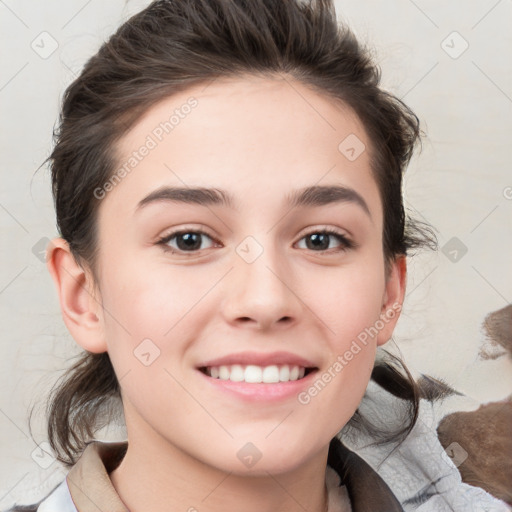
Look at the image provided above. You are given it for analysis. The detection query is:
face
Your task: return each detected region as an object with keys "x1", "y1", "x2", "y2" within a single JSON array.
[{"x1": 87, "y1": 74, "x2": 403, "y2": 475}]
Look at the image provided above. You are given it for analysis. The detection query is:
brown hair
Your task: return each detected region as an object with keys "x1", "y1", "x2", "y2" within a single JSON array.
[{"x1": 40, "y1": 0, "x2": 437, "y2": 466}]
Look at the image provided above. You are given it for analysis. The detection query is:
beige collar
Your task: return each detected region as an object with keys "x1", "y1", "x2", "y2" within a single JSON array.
[{"x1": 66, "y1": 441, "x2": 128, "y2": 511}]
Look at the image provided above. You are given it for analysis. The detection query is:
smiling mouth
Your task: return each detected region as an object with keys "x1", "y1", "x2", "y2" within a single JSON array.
[{"x1": 198, "y1": 364, "x2": 317, "y2": 384}]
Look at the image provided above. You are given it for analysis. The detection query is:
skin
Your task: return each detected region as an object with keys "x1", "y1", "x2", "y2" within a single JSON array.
[{"x1": 47, "y1": 74, "x2": 406, "y2": 512}]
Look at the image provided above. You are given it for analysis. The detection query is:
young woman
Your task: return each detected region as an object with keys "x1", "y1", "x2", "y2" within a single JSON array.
[{"x1": 8, "y1": 0, "x2": 510, "y2": 511}]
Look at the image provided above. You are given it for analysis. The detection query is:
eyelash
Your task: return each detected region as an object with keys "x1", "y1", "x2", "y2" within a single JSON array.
[{"x1": 155, "y1": 228, "x2": 356, "y2": 256}]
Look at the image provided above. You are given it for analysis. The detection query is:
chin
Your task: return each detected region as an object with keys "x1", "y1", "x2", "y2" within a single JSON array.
[{"x1": 207, "y1": 438, "x2": 319, "y2": 477}]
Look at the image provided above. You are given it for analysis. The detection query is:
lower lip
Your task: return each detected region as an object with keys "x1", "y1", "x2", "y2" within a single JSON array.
[{"x1": 196, "y1": 369, "x2": 318, "y2": 402}]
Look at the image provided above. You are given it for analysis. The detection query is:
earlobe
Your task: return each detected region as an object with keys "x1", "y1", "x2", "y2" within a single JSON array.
[
  {"x1": 376, "y1": 255, "x2": 407, "y2": 347},
  {"x1": 46, "y1": 237, "x2": 107, "y2": 353}
]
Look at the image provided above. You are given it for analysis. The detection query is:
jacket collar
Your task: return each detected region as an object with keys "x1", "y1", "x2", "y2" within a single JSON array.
[
  {"x1": 328, "y1": 436, "x2": 403, "y2": 511},
  {"x1": 65, "y1": 438, "x2": 403, "y2": 511}
]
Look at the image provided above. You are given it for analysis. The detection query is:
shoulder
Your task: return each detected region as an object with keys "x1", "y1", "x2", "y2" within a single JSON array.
[
  {"x1": 5, "y1": 480, "x2": 77, "y2": 512},
  {"x1": 341, "y1": 380, "x2": 511, "y2": 511}
]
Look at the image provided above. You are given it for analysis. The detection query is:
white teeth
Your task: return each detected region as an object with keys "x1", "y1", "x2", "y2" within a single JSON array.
[
  {"x1": 279, "y1": 365, "x2": 290, "y2": 381},
  {"x1": 229, "y1": 364, "x2": 245, "y2": 382},
  {"x1": 245, "y1": 365, "x2": 262, "y2": 383},
  {"x1": 262, "y1": 365, "x2": 280, "y2": 383},
  {"x1": 205, "y1": 364, "x2": 309, "y2": 383}
]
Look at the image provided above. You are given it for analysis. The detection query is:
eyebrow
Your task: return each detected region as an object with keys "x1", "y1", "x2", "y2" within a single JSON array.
[
  {"x1": 135, "y1": 185, "x2": 371, "y2": 218},
  {"x1": 286, "y1": 185, "x2": 371, "y2": 218}
]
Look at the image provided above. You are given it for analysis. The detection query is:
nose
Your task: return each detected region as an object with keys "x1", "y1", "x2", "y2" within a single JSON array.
[{"x1": 220, "y1": 240, "x2": 302, "y2": 331}]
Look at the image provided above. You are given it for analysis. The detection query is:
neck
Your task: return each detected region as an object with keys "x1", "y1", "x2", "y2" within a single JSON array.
[{"x1": 109, "y1": 424, "x2": 333, "y2": 512}]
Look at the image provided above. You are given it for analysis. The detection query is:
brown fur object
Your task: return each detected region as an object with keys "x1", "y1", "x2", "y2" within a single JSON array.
[
  {"x1": 437, "y1": 398, "x2": 512, "y2": 506},
  {"x1": 480, "y1": 304, "x2": 512, "y2": 360}
]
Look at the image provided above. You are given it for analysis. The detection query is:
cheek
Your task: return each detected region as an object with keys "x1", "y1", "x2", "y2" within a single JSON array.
[
  {"x1": 97, "y1": 266, "x2": 204, "y2": 417},
  {"x1": 97, "y1": 260, "x2": 243, "y2": 411},
  {"x1": 313, "y1": 260, "x2": 386, "y2": 347},
  {"x1": 102, "y1": 258, "x2": 210, "y2": 327},
  {"x1": 305, "y1": 259, "x2": 385, "y2": 406}
]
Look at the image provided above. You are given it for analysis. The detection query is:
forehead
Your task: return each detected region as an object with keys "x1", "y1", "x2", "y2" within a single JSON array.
[
  {"x1": 104, "y1": 74, "x2": 381, "y2": 222},
  {"x1": 118, "y1": 73, "x2": 369, "y2": 158}
]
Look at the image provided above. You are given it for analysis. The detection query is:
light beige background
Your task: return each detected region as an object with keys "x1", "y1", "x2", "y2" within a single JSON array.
[{"x1": 1, "y1": 0, "x2": 511, "y2": 507}]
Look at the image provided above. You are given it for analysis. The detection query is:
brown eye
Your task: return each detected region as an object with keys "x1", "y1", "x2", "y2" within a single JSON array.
[
  {"x1": 296, "y1": 230, "x2": 354, "y2": 253},
  {"x1": 157, "y1": 230, "x2": 216, "y2": 254}
]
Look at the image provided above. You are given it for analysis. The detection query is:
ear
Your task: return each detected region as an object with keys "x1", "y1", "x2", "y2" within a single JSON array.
[
  {"x1": 376, "y1": 255, "x2": 407, "y2": 347},
  {"x1": 46, "y1": 237, "x2": 107, "y2": 353}
]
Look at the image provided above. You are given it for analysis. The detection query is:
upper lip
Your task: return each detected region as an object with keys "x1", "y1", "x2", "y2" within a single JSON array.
[{"x1": 197, "y1": 351, "x2": 318, "y2": 369}]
